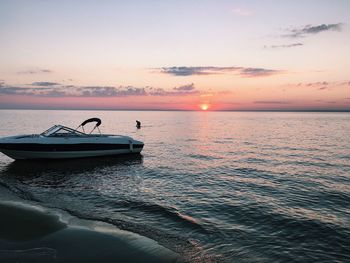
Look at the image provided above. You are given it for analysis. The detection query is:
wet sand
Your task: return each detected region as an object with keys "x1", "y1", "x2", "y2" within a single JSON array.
[{"x1": 0, "y1": 200, "x2": 181, "y2": 263}]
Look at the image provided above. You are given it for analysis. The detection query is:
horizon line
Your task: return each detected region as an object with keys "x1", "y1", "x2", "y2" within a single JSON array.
[{"x1": 0, "y1": 107, "x2": 349, "y2": 113}]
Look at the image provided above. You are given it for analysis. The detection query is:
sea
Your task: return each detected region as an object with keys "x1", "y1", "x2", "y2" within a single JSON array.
[{"x1": 0, "y1": 110, "x2": 349, "y2": 262}]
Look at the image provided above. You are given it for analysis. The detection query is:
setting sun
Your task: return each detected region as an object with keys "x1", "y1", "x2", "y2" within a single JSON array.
[{"x1": 200, "y1": 104, "x2": 209, "y2": 111}]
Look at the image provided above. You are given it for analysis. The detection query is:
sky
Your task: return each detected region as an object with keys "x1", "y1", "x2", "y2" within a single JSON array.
[{"x1": 0, "y1": 0, "x2": 350, "y2": 111}]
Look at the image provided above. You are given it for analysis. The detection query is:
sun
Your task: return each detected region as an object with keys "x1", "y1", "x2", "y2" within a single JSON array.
[{"x1": 200, "y1": 104, "x2": 209, "y2": 111}]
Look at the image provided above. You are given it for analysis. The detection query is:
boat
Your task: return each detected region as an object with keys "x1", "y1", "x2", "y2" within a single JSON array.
[{"x1": 0, "y1": 118, "x2": 144, "y2": 160}]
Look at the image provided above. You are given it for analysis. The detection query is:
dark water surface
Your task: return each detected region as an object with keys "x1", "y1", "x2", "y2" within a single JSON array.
[{"x1": 0, "y1": 110, "x2": 349, "y2": 262}]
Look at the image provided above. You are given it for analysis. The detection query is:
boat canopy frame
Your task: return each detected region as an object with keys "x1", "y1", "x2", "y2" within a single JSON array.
[
  {"x1": 41, "y1": 118, "x2": 103, "y2": 137},
  {"x1": 41, "y1": 125, "x2": 87, "y2": 137},
  {"x1": 76, "y1": 118, "x2": 102, "y2": 134}
]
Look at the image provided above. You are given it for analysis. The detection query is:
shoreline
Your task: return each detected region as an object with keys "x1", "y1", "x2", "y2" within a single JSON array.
[{"x1": 0, "y1": 186, "x2": 181, "y2": 263}]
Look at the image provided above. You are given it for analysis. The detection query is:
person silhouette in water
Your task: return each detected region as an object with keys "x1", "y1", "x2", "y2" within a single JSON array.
[{"x1": 136, "y1": 120, "x2": 141, "y2": 129}]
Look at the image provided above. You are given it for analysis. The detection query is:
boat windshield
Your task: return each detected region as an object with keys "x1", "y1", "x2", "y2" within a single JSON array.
[{"x1": 41, "y1": 125, "x2": 86, "y2": 137}]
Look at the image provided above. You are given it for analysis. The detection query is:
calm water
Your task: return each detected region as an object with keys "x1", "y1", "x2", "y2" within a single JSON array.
[{"x1": 0, "y1": 110, "x2": 349, "y2": 262}]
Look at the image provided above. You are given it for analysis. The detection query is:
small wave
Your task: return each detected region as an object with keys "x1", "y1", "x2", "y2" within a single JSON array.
[
  {"x1": 339, "y1": 155, "x2": 350, "y2": 159},
  {"x1": 0, "y1": 248, "x2": 57, "y2": 263},
  {"x1": 61, "y1": 208, "x2": 210, "y2": 262},
  {"x1": 213, "y1": 140, "x2": 232, "y2": 144},
  {"x1": 0, "y1": 181, "x2": 40, "y2": 202},
  {"x1": 317, "y1": 190, "x2": 350, "y2": 207},
  {"x1": 243, "y1": 157, "x2": 266, "y2": 164},
  {"x1": 188, "y1": 154, "x2": 222, "y2": 161},
  {"x1": 185, "y1": 138, "x2": 198, "y2": 142},
  {"x1": 285, "y1": 160, "x2": 338, "y2": 168},
  {"x1": 107, "y1": 199, "x2": 208, "y2": 233},
  {"x1": 214, "y1": 202, "x2": 350, "y2": 253},
  {"x1": 232, "y1": 167, "x2": 262, "y2": 175}
]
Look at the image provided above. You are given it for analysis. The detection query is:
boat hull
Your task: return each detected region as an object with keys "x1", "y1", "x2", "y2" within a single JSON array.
[
  {"x1": 0, "y1": 141, "x2": 143, "y2": 160},
  {"x1": 1, "y1": 148, "x2": 142, "y2": 160}
]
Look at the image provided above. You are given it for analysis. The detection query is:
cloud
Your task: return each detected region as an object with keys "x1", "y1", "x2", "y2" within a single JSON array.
[
  {"x1": 264, "y1": 43, "x2": 303, "y2": 49},
  {"x1": 149, "y1": 88, "x2": 199, "y2": 96},
  {"x1": 286, "y1": 80, "x2": 350, "y2": 90},
  {"x1": 17, "y1": 69, "x2": 53, "y2": 74},
  {"x1": 239, "y1": 68, "x2": 281, "y2": 77},
  {"x1": 173, "y1": 83, "x2": 195, "y2": 91},
  {"x1": 0, "y1": 86, "x2": 69, "y2": 96},
  {"x1": 315, "y1": 99, "x2": 337, "y2": 104},
  {"x1": 0, "y1": 85, "x2": 148, "y2": 97},
  {"x1": 0, "y1": 86, "x2": 31, "y2": 95},
  {"x1": 147, "y1": 83, "x2": 199, "y2": 96},
  {"x1": 232, "y1": 8, "x2": 253, "y2": 16},
  {"x1": 160, "y1": 67, "x2": 227, "y2": 76},
  {"x1": 304, "y1": 81, "x2": 329, "y2": 87},
  {"x1": 0, "y1": 82, "x2": 200, "y2": 97},
  {"x1": 30, "y1": 82, "x2": 61, "y2": 86},
  {"x1": 160, "y1": 66, "x2": 282, "y2": 77},
  {"x1": 285, "y1": 23, "x2": 343, "y2": 38},
  {"x1": 254, "y1": 100, "x2": 290, "y2": 104},
  {"x1": 78, "y1": 86, "x2": 147, "y2": 97}
]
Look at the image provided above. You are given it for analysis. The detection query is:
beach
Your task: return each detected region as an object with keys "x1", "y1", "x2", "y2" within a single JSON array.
[{"x1": 0, "y1": 185, "x2": 180, "y2": 263}]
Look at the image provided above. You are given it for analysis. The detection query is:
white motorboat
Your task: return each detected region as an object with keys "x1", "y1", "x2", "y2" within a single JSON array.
[{"x1": 0, "y1": 118, "x2": 144, "y2": 160}]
